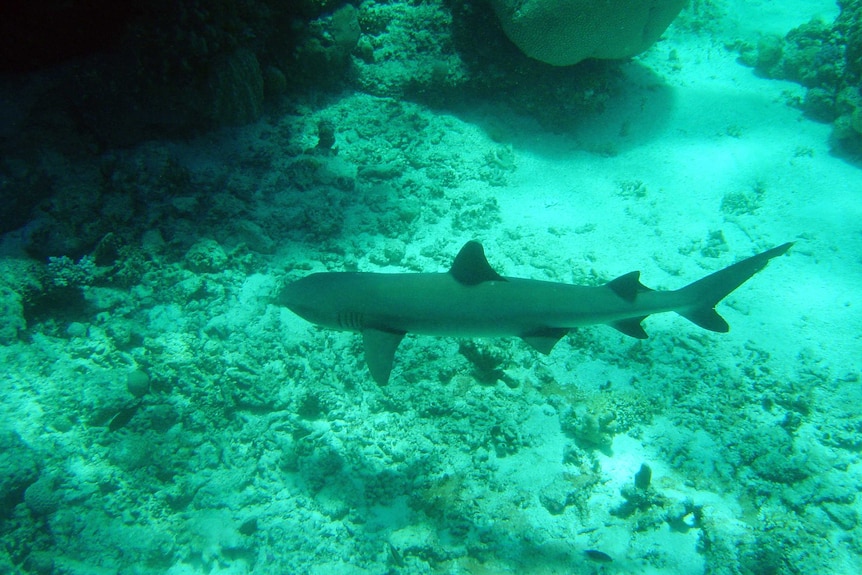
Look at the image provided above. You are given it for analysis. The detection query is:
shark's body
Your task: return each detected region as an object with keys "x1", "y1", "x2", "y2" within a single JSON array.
[{"x1": 279, "y1": 241, "x2": 792, "y2": 384}]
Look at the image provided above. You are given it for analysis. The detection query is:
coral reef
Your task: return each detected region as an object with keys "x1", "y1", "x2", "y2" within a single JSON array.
[
  {"x1": 739, "y1": 0, "x2": 862, "y2": 157},
  {"x1": 489, "y1": 0, "x2": 689, "y2": 66},
  {"x1": 46, "y1": 255, "x2": 96, "y2": 288},
  {"x1": 0, "y1": 3, "x2": 856, "y2": 573},
  {"x1": 23, "y1": 476, "x2": 59, "y2": 518},
  {"x1": 287, "y1": 3, "x2": 362, "y2": 87},
  {"x1": 0, "y1": 431, "x2": 39, "y2": 517},
  {"x1": 0, "y1": 0, "x2": 625, "y2": 157}
]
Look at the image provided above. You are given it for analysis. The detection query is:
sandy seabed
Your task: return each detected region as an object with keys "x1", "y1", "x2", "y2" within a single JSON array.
[{"x1": 1, "y1": 1, "x2": 860, "y2": 574}]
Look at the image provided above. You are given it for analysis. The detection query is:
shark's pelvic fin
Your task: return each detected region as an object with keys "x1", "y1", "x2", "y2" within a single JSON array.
[
  {"x1": 363, "y1": 329, "x2": 405, "y2": 385},
  {"x1": 450, "y1": 241, "x2": 506, "y2": 285},
  {"x1": 676, "y1": 242, "x2": 794, "y2": 332},
  {"x1": 522, "y1": 327, "x2": 569, "y2": 354}
]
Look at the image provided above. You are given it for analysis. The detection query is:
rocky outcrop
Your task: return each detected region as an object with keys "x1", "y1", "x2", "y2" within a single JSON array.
[{"x1": 489, "y1": 0, "x2": 688, "y2": 66}]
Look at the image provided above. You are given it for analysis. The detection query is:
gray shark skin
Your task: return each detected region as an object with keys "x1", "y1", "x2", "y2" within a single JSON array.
[{"x1": 279, "y1": 241, "x2": 793, "y2": 384}]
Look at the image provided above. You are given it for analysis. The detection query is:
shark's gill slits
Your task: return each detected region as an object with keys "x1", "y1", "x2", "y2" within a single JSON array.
[{"x1": 337, "y1": 311, "x2": 364, "y2": 330}]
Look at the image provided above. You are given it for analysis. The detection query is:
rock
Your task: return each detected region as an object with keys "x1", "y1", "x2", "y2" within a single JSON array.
[
  {"x1": 331, "y1": 5, "x2": 361, "y2": 53},
  {"x1": 141, "y1": 229, "x2": 167, "y2": 255},
  {"x1": 370, "y1": 239, "x2": 407, "y2": 266},
  {"x1": 634, "y1": 463, "x2": 652, "y2": 490},
  {"x1": 226, "y1": 220, "x2": 276, "y2": 254},
  {"x1": 127, "y1": 369, "x2": 150, "y2": 398},
  {"x1": 851, "y1": 106, "x2": 862, "y2": 134},
  {"x1": 539, "y1": 477, "x2": 575, "y2": 515},
  {"x1": 24, "y1": 476, "x2": 59, "y2": 517},
  {"x1": 0, "y1": 431, "x2": 39, "y2": 516},
  {"x1": 185, "y1": 238, "x2": 228, "y2": 273},
  {"x1": 263, "y1": 65, "x2": 288, "y2": 102},
  {"x1": 822, "y1": 501, "x2": 858, "y2": 530},
  {"x1": 66, "y1": 321, "x2": 88, "y2": 338},
  {"x1": 560, "y1": 406, "x2": 614, "y2": 452},
  {"x1": 316, "y1": 118, "x2": 336, "y2": 150},
  {"x1": 612, "y1": 483, "x2": 666, "y2": 518},
  {"x1": 489, "y1": 0, "x2": 688, "y2": 66},
  {"x1": 803, "y1": 87, "x2": 838, "y2": 122},
  {"x1": 756, "y1": 34, "x2": 784, "y2": 71},
  {"x1": 389, "y1": 523, "x2": 448, "y2": 563},
  {"x1": 207, "y1": 48, "x2": 264, "y2": 126},
  {"x1": 22, "y1": 551, "x2": 54, "y2": 575},
  {"x1": 0, "y1": 286, "x2": 25, "y2": 344}
]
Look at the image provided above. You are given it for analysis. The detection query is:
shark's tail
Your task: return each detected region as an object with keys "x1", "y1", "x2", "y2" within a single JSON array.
[{"x1": 675, "y1": 243, "x2": 793, "y2": 332}]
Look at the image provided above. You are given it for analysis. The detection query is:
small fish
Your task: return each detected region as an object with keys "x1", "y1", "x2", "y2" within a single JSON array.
[
  {"x1": 108, "y1": 400, "x2": 143, "y2": 431},
  {"x1": 584, "y1": 549, "x2": 613, "y2": 563},
  {"x1": 387, "y1": 542, "x2": 404, "y2": 567}
]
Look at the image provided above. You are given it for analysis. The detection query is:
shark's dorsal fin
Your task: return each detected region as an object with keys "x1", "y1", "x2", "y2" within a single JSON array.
[
  {"x1": 450, "y1": 241, "x2": 506, "y2": 286},
  {"x1": 363, "y1": 329, "x2": 405, "y2": 385},
  {"x1": 606, "y1": 271, "x2": 652, "y2": 302}
]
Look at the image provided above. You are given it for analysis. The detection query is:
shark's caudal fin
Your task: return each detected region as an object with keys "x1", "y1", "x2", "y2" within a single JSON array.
[{"x1": 675, "y1": 242, "x2": 793, "y2": 332}]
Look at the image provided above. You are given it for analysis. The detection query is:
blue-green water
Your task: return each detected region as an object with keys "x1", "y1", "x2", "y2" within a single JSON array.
[{"x1": 1, "y1": 1, "x2": 860, "y2": 574}]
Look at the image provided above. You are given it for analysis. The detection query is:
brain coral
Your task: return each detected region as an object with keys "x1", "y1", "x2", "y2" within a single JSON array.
[{"x1": 490, "y1": 0, "x2": 688, "y2": 66}]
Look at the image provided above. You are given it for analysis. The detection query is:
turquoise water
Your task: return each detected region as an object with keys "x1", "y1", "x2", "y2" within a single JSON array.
[{"x1": 1, "y1": 1, "x2": 860, "y2": 574}]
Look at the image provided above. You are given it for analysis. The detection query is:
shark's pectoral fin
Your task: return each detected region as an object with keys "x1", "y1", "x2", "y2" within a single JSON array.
[
  {"x1": 522, "y1": 328, "x2": 569, "y2": 354},
  {"x1": 363, "y1": 329, "x2": 406, "y2": 385},
  {"x1": 609, "y1": 317, "x2": 649, "y2": 339}
]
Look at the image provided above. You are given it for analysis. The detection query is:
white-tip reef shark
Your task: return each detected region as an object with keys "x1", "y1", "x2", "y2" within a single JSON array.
[{"x1": 279, "y1": 241, "x2": 792, "y2": 384}]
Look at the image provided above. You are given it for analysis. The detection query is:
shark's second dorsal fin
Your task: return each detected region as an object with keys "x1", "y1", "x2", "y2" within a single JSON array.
[
  {"x1": 450, "y1": 241, "x2": 506, "y2": 285},
  {"x1": 606, "y1": 271, "x2": 652, "y2": 302}
]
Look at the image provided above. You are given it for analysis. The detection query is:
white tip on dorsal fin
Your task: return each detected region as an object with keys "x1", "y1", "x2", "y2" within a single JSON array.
[{"x1": 449, "y1": 241, "x2": 506, "y2": 286}]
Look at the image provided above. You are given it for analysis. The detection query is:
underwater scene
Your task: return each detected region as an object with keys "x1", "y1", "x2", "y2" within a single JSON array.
[{"x1": 1, "y1": 1, "x2": 861, "y2": 574}]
